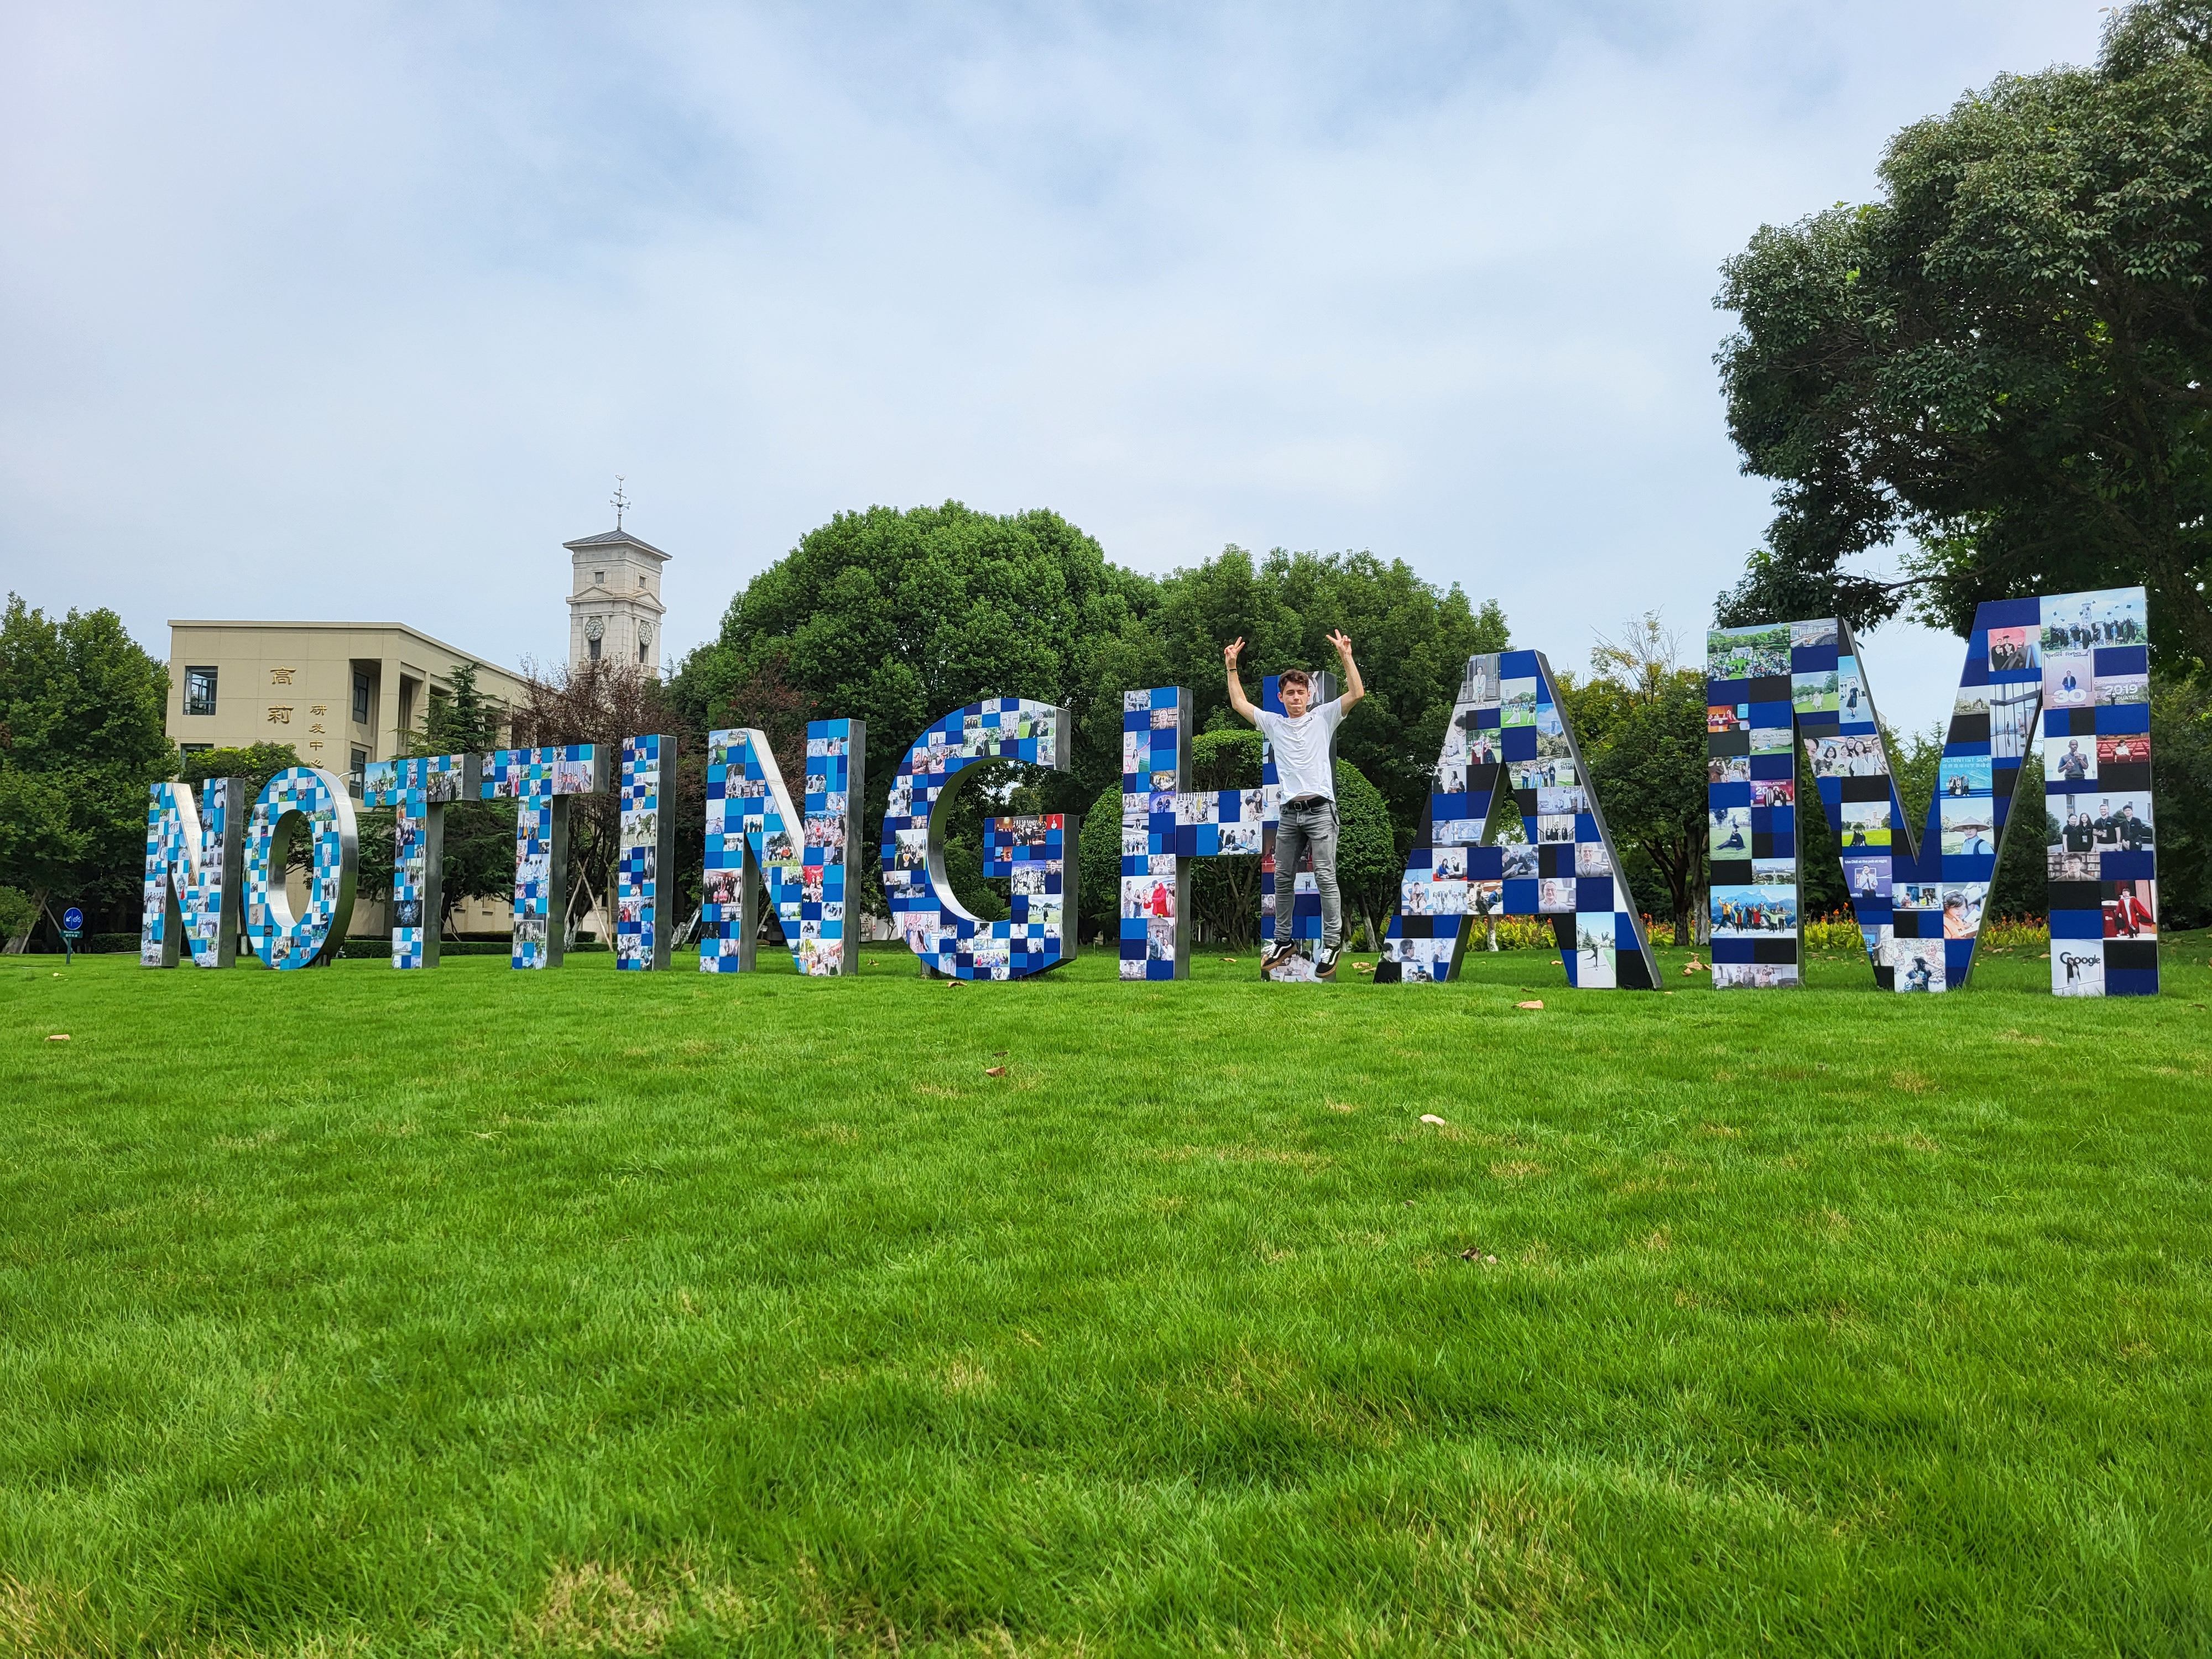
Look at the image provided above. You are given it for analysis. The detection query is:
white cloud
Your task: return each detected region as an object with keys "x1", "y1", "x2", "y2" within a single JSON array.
[{"x1": 0, "y1": 0, "x2": 2104, "y2": 729}]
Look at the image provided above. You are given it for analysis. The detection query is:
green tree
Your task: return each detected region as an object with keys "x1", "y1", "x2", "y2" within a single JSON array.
[
  {"x1": 1076, "y1": 731, "x2": 1271, "y2": 951},
  {"x1": 176, "y1": 741, "x2": 312, "y2": 894},
  {"x1": 678, "y1": 507, "x2": 1511, "y2": 927},
  {"x1": 177, "y1": 742, "x2": 301, "y2": 794},
  {"x1": 1076, "y1": 782, "x2": 1123, "y2": 946},
  {"x1": 1145, "y1": 547, "x2": 1509, "y2": 836},
  {"x1": 0, "y1": 596, "x2": 174, "y2": 951},
  {"x1": 1715, "y1": 0, "x2": 2212, "y2": 666},
  {"x1": 1568, "y1": 644, "x2": 1712, "y2": 945},
  {"x1": 1188, "y1": 729, "x2": 1264, "y2": 948},
  {"x1": 1331, "y1": 760, "x2": 1397, "y2": 950},
  {"x1": 2150, "y1": 671, "x2": 2212, "y2": 927},
  {"x1": 1070, "y1": 733, "x2": 1392, "y2": 953},
  {"x1": 671, "y1": 502, "x2": 1155, "y2": 916},
  {"x1": 414, "y1": 664, "x2": 515, "y2": 936}
]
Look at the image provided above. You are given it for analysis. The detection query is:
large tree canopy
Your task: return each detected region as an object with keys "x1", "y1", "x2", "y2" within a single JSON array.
[
  {"x1": 1130, "y1": 547, "x2": 1509, "y2": 834},
  {"x1": 0, "y1": 595, "x2": 174, "y2": 947},
  {"x1": 672, "y1": 504, "x2": 1507, "y2": 918},
  {"x1": 1716, "y1": 0, "x2": 2212, "y2": 665},
  {"x1": 674, "y1": 502, "x2": 1149, "y2": 806}
]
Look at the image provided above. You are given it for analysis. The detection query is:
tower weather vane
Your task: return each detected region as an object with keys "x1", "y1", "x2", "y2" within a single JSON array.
[{"x1": 612, "y1": 476, "x2": 629, "y2": 530}]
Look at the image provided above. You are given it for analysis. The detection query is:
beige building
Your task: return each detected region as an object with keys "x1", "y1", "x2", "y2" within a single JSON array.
[
  {"x1": 165, "y1": 620, "x2": 529, "y2": 782},
  {"x1": 166, "y1": 517, "x2": 674, "y2": 942},
  {"x1": 165, "y1": 621, "x2": 532, "y2": 936}
]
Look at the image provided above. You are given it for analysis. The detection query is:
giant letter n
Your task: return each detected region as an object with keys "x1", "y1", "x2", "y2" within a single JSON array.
[{"x1": 141, "y1": 776, "x2": 245, "y2": 968}]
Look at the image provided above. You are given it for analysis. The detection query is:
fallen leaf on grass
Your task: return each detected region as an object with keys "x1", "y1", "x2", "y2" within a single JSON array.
[
  {"x1": 1682, "y1": 959, "x2": 1707, "y2": 975},
  {"x1": 1516, "y1": 999, "x2": 1543, "y2": 1010},
  {"x1": 1458, "y1": 1248, "x2": 1499, "y2": 1264},
  {"x1": 45, "y1": 1034, "x2": 70, "y2": 1042},
  {"x1": 1419, "y1": 1113, "x2": 1447, "y2": 1126},
  {"x1": 992, "y1": 1050, "x2": 1009, "y2": 1056},
  {"x1": 1221, "y1": 957, "x2": 1238, "y2": 964},
  {"x1": 984, "y1": 1066, "x2": 1008, "y2": 1077}
]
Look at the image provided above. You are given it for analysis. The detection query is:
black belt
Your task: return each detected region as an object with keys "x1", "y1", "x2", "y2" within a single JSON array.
[{"x1": 1285, "y1": 794, "x2": 1329, "y2": 807}]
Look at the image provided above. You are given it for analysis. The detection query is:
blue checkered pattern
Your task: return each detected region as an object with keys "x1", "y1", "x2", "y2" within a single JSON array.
[
  {"x1": 1114, "y1": 686, "x2": 1267, "y2": 979},
  {"x1": 983, "y1": 812, "x2": 1077, "y2": 967},
  {"x1": 701, "y1": 719, "x2": 864, "y2": 976},
  {"x1": 242, "y1": 766, "x2": 357, "y2": 970},
  {"x1": 2039, "y1": 591, "x2": 2156, "y2": 997},
  {"x1": 482, "y1": 745, "x2": 606, "y2": 969},
  {"x1": 880, "y1": 698, "x2": 1073, "y2": 980},
  {"x1": 1700, "y1": 620, "x2": 1819, "y2": 989},
  {"x1": 1119, "y1": 685, "x2": 1193, "y2": 980},
  {"x1": 1705, "y1": 586, "x2": 2154, "y2": 997},
  {"x1": 614, "y1": 735, "x2": 677, "y2": 971},
  {"x1": 364, "y1": 754, "x2": 477, "y2": 969},
  {"x1": 1378, "y1": 651, "x2": 1657, "y2": 989},
  {"x1": 140, "y1": 777, "x2": 242, "y2": 968}
]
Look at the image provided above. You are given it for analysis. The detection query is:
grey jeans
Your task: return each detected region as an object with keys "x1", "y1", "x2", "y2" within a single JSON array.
[{"x1": 1274, "y1": 796, "x2": 1342, "y2": 951}]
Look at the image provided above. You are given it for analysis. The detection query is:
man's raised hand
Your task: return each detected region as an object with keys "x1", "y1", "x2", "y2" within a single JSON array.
[
  {"x1": 1224, "y1": 637, "x2": 1245, "y2": 669},
  {"x1": 1325, "y1": 629, "x2": 1366, "y2": 709}
]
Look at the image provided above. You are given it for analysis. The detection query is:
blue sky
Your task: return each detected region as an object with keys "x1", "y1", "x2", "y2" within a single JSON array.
[{"x1": 2, "y1": 1, "x2": 2106, "y2": 724}]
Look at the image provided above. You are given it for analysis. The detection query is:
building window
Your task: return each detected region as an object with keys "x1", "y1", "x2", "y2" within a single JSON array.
[
  {"x1": 588, "y1": 634, "x2": 602, "y2": 662},
  {"x1": 349, "y1": 747, "x2": 369, "y2": 797},
  {"x1": 180, "y1": 742, "x2": 213, "y2": 757},
  {"x1": 594, "y1": 570, "x2": 605, "y2": 586},
  {"x1": 352, "y1": 670, "x2": 371, "y2": 723},
  {"x1": 184, "y1": 666, "x2": 218, "y2": 716}
]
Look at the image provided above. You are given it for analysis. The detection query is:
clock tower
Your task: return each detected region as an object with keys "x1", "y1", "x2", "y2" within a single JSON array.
[{"x1": 565, "y1": 523, "x2": 670, "y2": 675}]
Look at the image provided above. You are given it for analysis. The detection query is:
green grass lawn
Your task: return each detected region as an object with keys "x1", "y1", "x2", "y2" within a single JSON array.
[{"x1": 5, "y1": 938, "x2": 2211, "y2": 1656}]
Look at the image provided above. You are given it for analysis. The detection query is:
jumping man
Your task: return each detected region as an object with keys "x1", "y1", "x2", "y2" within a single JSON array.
[{"x1": 1224, "y1": 631, "x2": 1366, "y2": 979}]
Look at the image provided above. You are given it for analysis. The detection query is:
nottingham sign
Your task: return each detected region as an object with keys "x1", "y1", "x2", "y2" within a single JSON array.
[{"x1": 140, "y1": 585, "x2": 2158, "y2": 998}]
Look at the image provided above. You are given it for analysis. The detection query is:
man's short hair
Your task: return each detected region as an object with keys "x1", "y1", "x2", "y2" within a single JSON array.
[{"x1": 1279, "y1": 668, "x2": 1312, "y2": 691}]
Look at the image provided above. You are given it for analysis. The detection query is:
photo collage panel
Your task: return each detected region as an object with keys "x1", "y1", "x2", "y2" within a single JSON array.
[
  {"x1": 242, "y1": 766, "x2": 357, "y2": 971},
  {"x1": 363, "y1": 753, "x2": 478, "y2": 969},
  {"x1": 1706, "y1": 585, "x2": 2155, "y2": 997},
  {"x1": 880, "y1": 698, "x2": 1072, "y2": 980},
  {"x1": 1378, "y1": 650, "x2": 1657, "y2": 989},
  {"x1": 2039, "y1": 587, "x2": 2157, "y2": 996},
  {"x1": 483, "y1": 744, "x2": 606, "y2": 970},
  {"x1": 140, "y1": 776, "x2": 242, "y2": 969},
  {"x1": 983, "y1": 811, "x2": 1078, "y2": 975},
  {"x1": 615, "y1": 734, "x2": 679, "y2": 971},
  {"x1": 1119, "y1": 686, "x2": 1280, "y2": 980},
  {"x1": 1704, "y1": 619, "x2": 1834, "y2": 990},
  {"x1": 701, "y1": 719, "x2": 863, "y2": 977}
]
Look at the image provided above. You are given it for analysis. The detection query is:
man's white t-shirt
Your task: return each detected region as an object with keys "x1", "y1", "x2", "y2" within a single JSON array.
[{"x1": 1254, "y1": 698, "x2": 1343, "y2": 803}]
